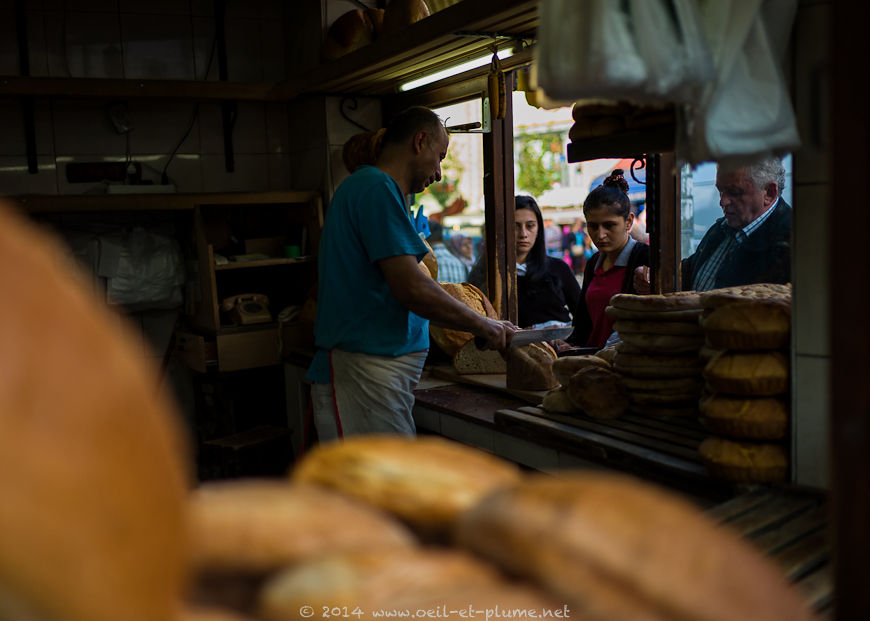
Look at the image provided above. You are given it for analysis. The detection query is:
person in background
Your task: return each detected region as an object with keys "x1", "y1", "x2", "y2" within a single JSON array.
[
  {"x1": 308, "y1": 106, "x2": 515, "y2": 441},
  {"x1": 634, "y1": 157, "x2": 790, "y2": 293},
  {"x1": 568, "y1": 169, "x2": 650, "y2": 349},
  {"x1": 544, "y1": 218, "x2": 562, "y2": 258},
  {"x1": 426, "y1": 220, "x2": 468, "y2": 283},
  {"x1": 448, "y1": 233, "x2": 475, "y2": 275},
  {"x1": 513, "y1": 195, "x2": 582, "y2": 329}
]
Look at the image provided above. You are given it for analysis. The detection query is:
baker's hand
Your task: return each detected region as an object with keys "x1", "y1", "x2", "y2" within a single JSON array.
[
  {"x1": 633, "y1": 266, "x2": 651, "y2": 294},
  {"x1": 474, "y1": 318, "x2": 517, "y2": 352}
]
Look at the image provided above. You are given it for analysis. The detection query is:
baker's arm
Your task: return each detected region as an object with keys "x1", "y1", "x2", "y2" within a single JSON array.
[{"x1": 378, "y1": 254, "x2": 515, "y2": 351}]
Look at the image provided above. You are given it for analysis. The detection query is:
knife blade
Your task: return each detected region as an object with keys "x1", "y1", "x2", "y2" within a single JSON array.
[{"x1": 509, "y1": 325, "x2": 574, "y2": 347}]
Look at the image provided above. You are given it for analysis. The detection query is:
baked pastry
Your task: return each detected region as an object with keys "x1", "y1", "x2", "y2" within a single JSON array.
[
  {"x1": 291, "y1": 435, "x2": 521, "y2": 537},
  {"x1": 699, "y1": 436, "x2": 789, "y2": 483},
  {"x1": 258, "y1": 548, "x2": 503, "y2": 620},
  {"x1": 322, "y1": 9, "x2": 375, "y2": 61},
  {"x1": 565, "y1": 366, "x2": 629, "y2": 418},
  {"x1": 541, "y1": 386, "x2": 578, "y2": 414},
  {"x1": 506, "y1": 342, "x2": 560, "y2": 391},
  {"x1": 453, "y1": 338, "x2": 506, "y2": 374},
  {"x1": 188, "y1": 480, "x2": 415, "y2": 573},
  {"x1": 610, "y1": 290, "x2": 703, "y2": 311},
  {"x1": 430, "y1": 282, "x2": 498, "y2": 356},
  {"x1": 0, "y1": 204, "x2": 190, "y2": 621},
  {"x1": 702, "y1": 301, "x2": 790, "y2": 350},
  {"x1": 552, "y1": 354, "x2": 610, "y2": 385},
  {"x1": 454, "y1": 472, "x2": 815, "y2": 621},
  {"x1": 704, "y1": 351, "x2": 789, "y2": 396},
  {"x1": 700, "y1": 394, "x2": 789, "y2": 440}
]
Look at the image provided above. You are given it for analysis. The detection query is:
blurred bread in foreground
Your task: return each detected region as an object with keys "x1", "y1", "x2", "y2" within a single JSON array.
[
  {"x1": 455, "y1": 472, "x2": 816, "y2": 621},
  {"x1": 0, "y1": 202, "x2": 190, "y2": 621},
  {"x1": 291, "y1": 435, "x2": 521, "y2": 537}
]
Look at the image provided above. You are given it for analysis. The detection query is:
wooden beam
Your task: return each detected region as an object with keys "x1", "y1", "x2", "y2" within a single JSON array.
[{"x1": 482, "y1": 72, "x2": 516, "y2": 322}]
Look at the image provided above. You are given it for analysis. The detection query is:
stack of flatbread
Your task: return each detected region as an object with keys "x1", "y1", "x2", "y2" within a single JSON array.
[
  {"x1": 697, "y1": 284, "x2": 793, "y2": 484},
  {"x1": 607, "y1": 291, "x2": 706, "y2": 418}
]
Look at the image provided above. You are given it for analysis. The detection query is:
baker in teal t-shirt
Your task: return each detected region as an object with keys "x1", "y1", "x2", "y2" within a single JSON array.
[{"x1": 308, "y1": 106, "x2": 514, "y2": 441}]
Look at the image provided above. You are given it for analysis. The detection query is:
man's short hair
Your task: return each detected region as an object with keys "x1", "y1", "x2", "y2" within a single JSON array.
[
  {"x1": 381, "y1": 106, "x2": 445, "y2": 149},
  {"x1": 747, "y1": 157, "x2": 787, "y2": 197}
]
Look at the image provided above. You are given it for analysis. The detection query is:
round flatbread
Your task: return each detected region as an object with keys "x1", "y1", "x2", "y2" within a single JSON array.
[
  {"x1": 614, "y1": 351, "x2": 704, "y2": 369},
  {"x1": 699, "y1": 283, "x2": 791, "y2": 309},
  {"x1": 699, "y1": 436, "x2": 788, "y2": 483},
  {"x1": 618, "y1": 332, "x2": 705, "y2": 353},
  {"x1": 630, "y1": 402, "x2": 700, "y2": 417},
  {"x1": 701, "y1": 301, "x2": 790, "y2": 351},
  {"x1": 610, "y1": 291, "x2": 703, "y2": 312},
  {"x1": 700, "y1": 394, "x2": 789, "y2": 440},
  {"x1": 614, "y1": 319, "x2": 704, "y2": 336},
  {"x1": 703, "y1": 351, "x2": 789, "y2": 396},
  {"x1": 629, "y1": 391, "x2": 702, "y2": 407},
  {"x1": 619, "y1": 375, "x2": 705, "y2": 394},
  {"x1": 606, "y1": 306, "x2": 704, "y2": 322}
]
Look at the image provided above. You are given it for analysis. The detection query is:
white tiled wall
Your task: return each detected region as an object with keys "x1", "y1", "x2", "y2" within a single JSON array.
[
  {"x1": 0, "y1": 0, "x2": 300, "y2": 197},
  {"x1": 791, "y1": 0, "x2": 831, "y2": 490}
]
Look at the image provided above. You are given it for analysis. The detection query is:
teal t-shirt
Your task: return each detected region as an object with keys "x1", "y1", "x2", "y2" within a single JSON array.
[{"x1": 307, "y1": 166, "x2": 430, "y2": 383}]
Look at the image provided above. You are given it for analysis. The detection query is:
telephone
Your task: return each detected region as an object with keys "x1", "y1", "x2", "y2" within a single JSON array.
[{"x1": 220, "y1": 293, "x2": 272, "y2": 325}]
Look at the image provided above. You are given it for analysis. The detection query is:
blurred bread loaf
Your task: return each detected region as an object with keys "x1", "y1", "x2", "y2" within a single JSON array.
[
  {"x1": 291, "y1": 435, "x2": 521, "y2": 537},
  {"x1": 322, "y1": 9, "x2": 375, "y2": 60},
  {"x1": 382, "y1": 0, "x2": 430, "y2": 34},
  {"x1": 0, "y1": 203, "x2": 190, "y2": 621},
  {"x1": 699, "y1": 437, "x2": 789, "y2": 483},
  {"x1": 455, "y1": 473, "x2": 815, "y2": 621}
]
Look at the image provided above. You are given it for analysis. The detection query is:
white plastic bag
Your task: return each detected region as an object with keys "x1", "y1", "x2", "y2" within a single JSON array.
[{"x1": 678, "y1": 0, "x2": 800, "y2": 165}]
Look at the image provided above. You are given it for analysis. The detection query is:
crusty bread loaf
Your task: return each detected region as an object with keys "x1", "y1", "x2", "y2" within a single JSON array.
[
  {"x1": 618, "y1": 331, "x2": 705, "y2": 353},
  {"x1": 258, "y1": 548, "x2": 503, "y2": 621},
  {"x1": 552, "y1": 354, "x2": 610, "y2": 385},
  {"x1": 420, "y1": 236, "x2": 438, "y2": 280},
  {"x1": 454, "y1": 473, "x2": 815, "y2": 621},
  {"x1": 542, "y1": 386, "x2": 578, "y2": 414},
  {"x1": 619, "y1": 374, "x2": 705, "y2": 395},
  {"x1": 614, "y1": 319, "x2": 704, "y2": 336},
  {"x1": 188, "y1": 480, "x2": 415, "y2": 573},
  {"x1": 702, "y1": 301, "x2": 790, "y2": 350},
  {"x1": 606, "y1": 305, "x2": 704, "y2": 322},
  {"x1": 291, "y1": 436, "x2": 521, "y2": 537},
  {"x1": 506, "y1": 342, "x2": 560, "y2": 391},
  {"x1": 631, "y1": 402, "x2": 700, "y2": 418},
  {"x1": 453, "y1": 338, "x2": 506, "y2": 374},
  {"x1": 430, "y1": 282, "x2": 497, "y2": 356},
  {"x1": 700, "y1": 394, "x2": 789, "y2": 440},
  {"x1": 0, "y1": 203, "x2": 190, "y2": 621},
  {"x1": 704, "y1": 351, "x2": 789, "y2": 396},
  {"x1": 699, "y1": 436, "x2": 789, "y2": 483},
  {"x1": 322, "y1": 9, "x2": 374, "y2": 61},
  {"x1": 566, "y1": 366, "x2": 629, "y2": 418}
]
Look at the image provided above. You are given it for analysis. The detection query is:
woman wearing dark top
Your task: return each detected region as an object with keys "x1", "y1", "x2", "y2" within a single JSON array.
[
  {"x1": 513, "y1": 196, "x2": 581, "y2": 328},
  {"x1": 569, "y1": 170, "x2": 650, "y2": 348}
]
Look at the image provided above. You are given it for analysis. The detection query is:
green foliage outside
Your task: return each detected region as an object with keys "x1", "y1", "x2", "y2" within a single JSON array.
[{"x1": 515, "y1": 131, "x2": 562, "y2": 198}]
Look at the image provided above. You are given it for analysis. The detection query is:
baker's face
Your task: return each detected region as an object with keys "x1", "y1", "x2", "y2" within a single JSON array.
[
  {"x1": 715, "y1": 168, "x2": 776, "y2": 229},
  {"x1": 585, "y1": 205, "x2": 633, "y2": 253},
  {"x1": 412, "y1": 128, "x2": 449, "y2": 194}
]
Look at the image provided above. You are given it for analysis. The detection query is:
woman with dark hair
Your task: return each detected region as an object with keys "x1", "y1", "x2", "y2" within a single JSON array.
[
  {"x1": 569, "y1": 169, "x2": 650, "y2": 348},
  {"x1": 513, "y1": 195, "x2": 581, "y2": 329}
]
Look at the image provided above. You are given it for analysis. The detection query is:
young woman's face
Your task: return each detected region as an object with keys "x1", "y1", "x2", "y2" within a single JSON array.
[
  {"x1": 584, "y1": 205, "x2": 633, "y2": 253},
  {"x1": 515, "y1": 208, "x2": 539, "y2": 258},
  {"x1": 460, "y1": 237, "x2": 473, "y2": 259}
]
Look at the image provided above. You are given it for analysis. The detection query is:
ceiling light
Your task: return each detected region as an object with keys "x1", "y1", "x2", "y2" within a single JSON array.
[{"x1": 399, "y1": 48, "x2": 515, "y2": 92}]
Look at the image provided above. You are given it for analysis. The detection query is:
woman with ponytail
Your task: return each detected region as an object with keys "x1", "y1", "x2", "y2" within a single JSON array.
[{"x1": 568, "y1": 169, "x2": 650, "y2": 348}]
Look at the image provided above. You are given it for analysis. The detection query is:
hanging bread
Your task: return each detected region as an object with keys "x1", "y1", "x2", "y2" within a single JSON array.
[{"x1": 322, "y1": 9, "x2": 375, "y2": 61}]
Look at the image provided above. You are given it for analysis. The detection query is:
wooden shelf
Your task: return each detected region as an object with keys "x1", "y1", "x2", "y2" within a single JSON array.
[
  {"x1": 0, "y1": 75, "x2": 283, "y2": 101},
  {"x1": 278, "y1": 0, "x2": 538, "y2": 99},
  {"x1": 215, "y1": 256, "x2": 315, "y2": 270}
]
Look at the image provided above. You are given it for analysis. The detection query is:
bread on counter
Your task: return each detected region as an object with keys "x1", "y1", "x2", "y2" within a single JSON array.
[
  {"x1": 506, "y1": 342, "x2": 560, "y2": 391},
  {"x1": 565, "y1": 366, "x2": 629, "y2": 419},
  {"x1": 455, "y1": 473, "x2": 815, "y2": 621},
  {"x1": 552, "y1": 354, "x2": 611, "y2": 386},
  {"x1": 452, "y1": 338, "x2": 506, "y2": 374}
]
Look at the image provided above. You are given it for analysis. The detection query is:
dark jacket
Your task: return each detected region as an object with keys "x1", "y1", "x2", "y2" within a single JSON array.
[
  {"x1": 517, "y1": 256, "x2": 582, "y2": 328},
  {"x1": 569, "y1": 242, "x2": 650, "y2": 346},
  {"x1": 682, "y1": 200, "x2": 791, "y2": 290}
]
